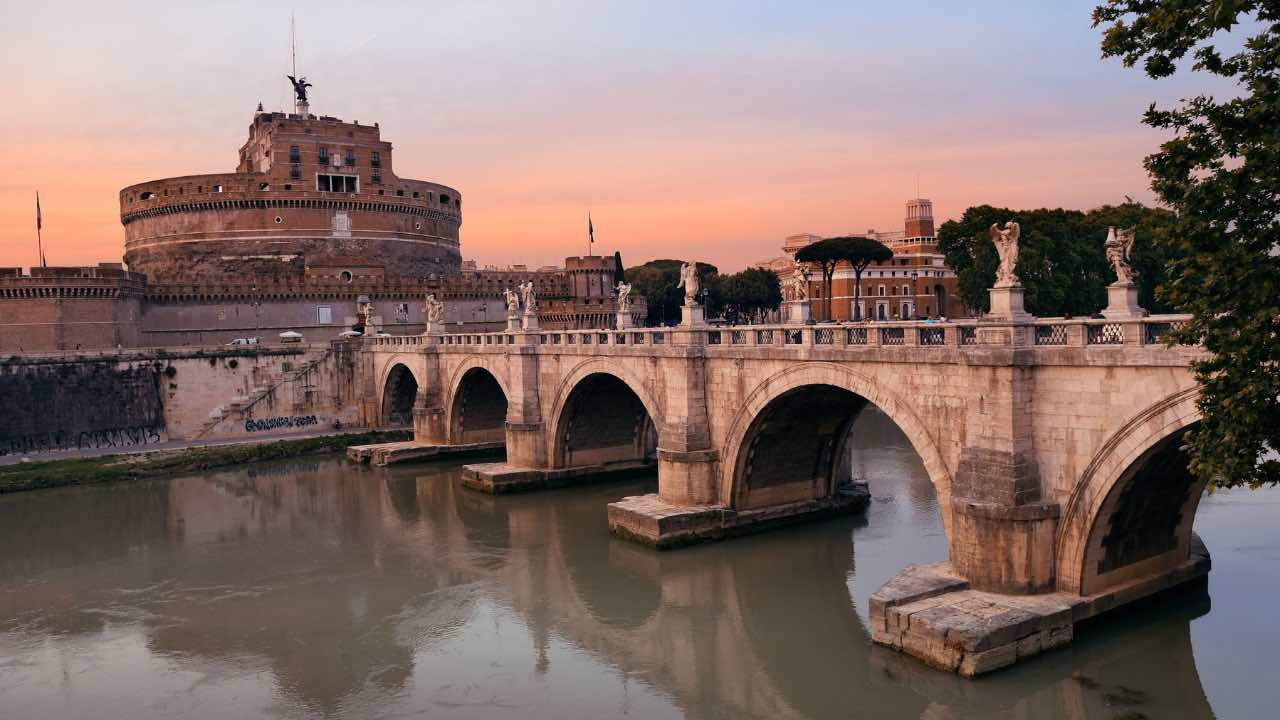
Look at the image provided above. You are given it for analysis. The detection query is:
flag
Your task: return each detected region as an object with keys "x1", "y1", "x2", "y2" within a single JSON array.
[
  {"x1": 36, "y1": 192, "x2": 42, "y2": 231},
  {"x1": 35, "y1": 192, "x2": 46, "y2": 268},
  {"x1": 588, "y1": 214, "x2": 594, "y2": 245}
]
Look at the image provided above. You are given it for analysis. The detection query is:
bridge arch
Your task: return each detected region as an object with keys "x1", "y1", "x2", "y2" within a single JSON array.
[
  {"x1": 1055, "y1": 386, "x2": 1203, "y2": 595},
  {"x1": 719, "y1": 363, "x2": 953, "y2": 519},
  {"x1": 547, "y1": 359, "x2": 661, "y2": 469},
  {"x1": 445, "y1": 358, "x2": 511, "y2": 445},
  {"x1": 377, "y1": 358, "x2": 423, "y2": 427}
]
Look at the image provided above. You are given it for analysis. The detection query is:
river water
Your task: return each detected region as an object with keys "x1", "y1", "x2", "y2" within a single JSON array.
[{"x1": 1, "y1": 409, "x2": 1277, "y2": 719}]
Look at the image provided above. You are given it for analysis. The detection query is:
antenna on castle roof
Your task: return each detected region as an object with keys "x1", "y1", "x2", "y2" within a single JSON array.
[{"x1": 286, "y1": 11, "x2": 312, "y2": 117}]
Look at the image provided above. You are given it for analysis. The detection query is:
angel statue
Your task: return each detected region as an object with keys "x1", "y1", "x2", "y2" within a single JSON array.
[
  {"x1": 519, "y1": 281, "x2": 537, "y2": 313},
  {"x1": 989, "y1": 221, "x2": 1021, "y2": 287},
  {"x1": 677, "y1": 262, "x2": 701, "y2": 306},
  {"x1": 1105, "y1": 226, "x2": 1137, "y2": 285},
  {"x1": 615, "y1": 281, "x2": 632, "y2": 311},
  {"x1": 790, "y1": 260, "x2": 810, "y2": 301},
  {"x1": 503, "y1": 288, "x2": 521, "y2": 318},
  {"x1": 425, "y1": 294, "x2": 444, "y2": 325},
  {"x1": 287, "y1": 75, "x2": 312, "y2": 105}
]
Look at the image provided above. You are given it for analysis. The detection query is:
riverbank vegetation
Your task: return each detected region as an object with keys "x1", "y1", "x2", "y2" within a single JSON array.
[{"x1": 0, "y1": 429, "x2": 411, "y2": 494}]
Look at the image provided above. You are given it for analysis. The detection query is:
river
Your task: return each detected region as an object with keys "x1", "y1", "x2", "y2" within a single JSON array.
[{"x1": 1, "y1": 408, "x2": 1277, "y2": 719}]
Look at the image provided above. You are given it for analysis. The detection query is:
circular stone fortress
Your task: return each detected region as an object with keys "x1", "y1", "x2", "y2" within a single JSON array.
[{"x1": 120, "y1": 105, "x2": 461, "y2": 283}]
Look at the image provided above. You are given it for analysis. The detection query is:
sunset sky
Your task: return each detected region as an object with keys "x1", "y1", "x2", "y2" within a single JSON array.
[{"x1": 0, "y1": 1, "x2": 1233, "y2": 272}]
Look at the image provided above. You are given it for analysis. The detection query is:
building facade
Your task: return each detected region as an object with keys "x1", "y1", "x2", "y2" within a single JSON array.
[
  {"x1": 755, "y1": 198, "x2": 966, "y2": 321},
  {"x1": 120, "y1": 109, "x2": 462, "y2": 283}
]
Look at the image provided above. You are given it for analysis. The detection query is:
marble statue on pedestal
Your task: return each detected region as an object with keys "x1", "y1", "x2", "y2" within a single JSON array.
[{"x1": 990, "y1": 222, "x2": 1021, "y2": 288}]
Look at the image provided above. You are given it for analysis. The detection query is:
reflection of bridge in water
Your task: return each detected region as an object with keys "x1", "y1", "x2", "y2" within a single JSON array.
[
  {"x1": 0, "y1": 447, "x2": 1217, "y2": 719},
  {"x1": 361, "y1": 312, "x2": 1209, "y2": 674}
]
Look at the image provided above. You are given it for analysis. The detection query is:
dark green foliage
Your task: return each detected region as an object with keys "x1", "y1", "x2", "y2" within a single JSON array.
[
  {"x1": 625, "y1": 260, "x2": 718, "y2": 326},
  {"x1": 708, "y1": 268, "x2": 783, "y2": 323},
  {"x1": 937, "y1": 203, "x2": 1179, "y2": 317},
  {"x1": 1095, "y1": 1, "x2": 1280, "y2": 488},
  {"x1": 796, "y1": 237, "x2": 893, "y2": 321}
]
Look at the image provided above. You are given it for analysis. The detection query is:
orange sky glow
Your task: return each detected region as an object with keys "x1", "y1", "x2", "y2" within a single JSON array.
[{"x1": 0, "y1": 1, "x2": 1227, "y2": 273}]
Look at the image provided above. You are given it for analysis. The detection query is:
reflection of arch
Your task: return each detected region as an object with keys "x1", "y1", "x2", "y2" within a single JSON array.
[
  {"x1": 559, "y1": 489, "x2": 663, "y2": 629},
  {"x1": 1055, "y1": 387, "x2": 1202, "y2": 594},
  {"x1": 547, "y1": 360, "x2": 661, "y2": 468},
  {"x1": 448, "y1": 367, "x2": 508, "y2": 444},
  {"x1": 720, "y1": 364, "x2": 952, "y2": 516},
  {"x1": 381, "y1": 363, "x2": 419, "y2": 426}
]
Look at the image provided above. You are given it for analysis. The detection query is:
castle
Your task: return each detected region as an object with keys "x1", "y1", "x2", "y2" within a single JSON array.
[{"x1": 1, "y1": 96, "x2": 634, "y2": 352}]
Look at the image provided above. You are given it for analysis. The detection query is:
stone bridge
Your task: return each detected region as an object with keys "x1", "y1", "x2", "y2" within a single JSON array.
[{"x1": 359, "y1": 312, "x2": 1206, "y2": 676}]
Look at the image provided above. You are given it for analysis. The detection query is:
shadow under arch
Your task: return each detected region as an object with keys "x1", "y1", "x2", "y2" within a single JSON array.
[
  {"x1": 448, "y1": 366, "x2": 508, "y2": 444},
  {"x1": 1056, "y1": 386, "x2": 1203, "y2": 594},
  {"x1": 548, "y1": 363, "x2": 659, "y2": 469},
  {"x1": 718, "y1": 364, "x2": 953, "y2": 521},
  {"x1": 381, "y1": 363, "x2": 419, "y2": 426}
]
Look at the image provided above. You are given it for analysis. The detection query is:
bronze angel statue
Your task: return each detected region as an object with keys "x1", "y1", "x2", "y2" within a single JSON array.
[{"x1": 287, "y1": 75, "x2": 312, "y2": 105}]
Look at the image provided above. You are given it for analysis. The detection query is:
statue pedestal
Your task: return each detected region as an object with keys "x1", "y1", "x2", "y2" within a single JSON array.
[
  {"x1": 987, "y1": 285, "x2": 1034, "y2": 322},
  {"x1": 616, "y1": 311, "x2": 635, "y2": 330},
  {"x1": 422, "y1": 322, "x2": 443, "y2": 337},
  {"x1": 506, "y1": 315, "x2": 520, "y2": 332},
  {"x1": 1101, "y1": 282, "x2": 1143, "y2": 320},
  {"x1": 680, "y1": 304, "x2": 705, "y2": 328},
  {"x1": 521, "y1": 311, "x2": 540, "y2": 331},
  {"x1": 786, "y1": 301, "x2": 811, "y2": 325}
]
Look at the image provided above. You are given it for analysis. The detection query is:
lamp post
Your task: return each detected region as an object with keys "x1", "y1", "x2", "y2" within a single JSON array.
[{"x1": 910, "y1": 270, "x2": 919, "y2": 320}]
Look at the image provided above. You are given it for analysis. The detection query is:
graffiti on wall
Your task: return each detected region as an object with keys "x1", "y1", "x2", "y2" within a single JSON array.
[
  {"x1": 2, "y1": 426, "x2": 166, "y2": 457},
  {"x1": 244, "y1": 415, "x2": 320, "y2": 433}
]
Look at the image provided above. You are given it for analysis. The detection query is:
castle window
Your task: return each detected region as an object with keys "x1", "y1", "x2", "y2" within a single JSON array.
[
  {"x1": 140, "y1": 191, "x2": 154, "y2": 200},
  {"x1": 371, "y1": 152, "x2": 380, "y2": 167},
  {"x1": 289, "y1": 145, "x2": 300, "y2": 163},
  {"x1": 345, "y1": 149, "x2": 354, "y2": 166},
  {"x1": 259, "y1": 182, "x2": 269, "y2": 191},
  {"x1": 317, "y1": 305, "x2": 333, "y2": 324},
  {"x1": 284, "y1": 184, "x2": 292, "y2": 190},
  {"x1": 339, "y1": 271, "x2": 353, "y2": 283},
  {"x1": 213, "y1": 185, "x2": 223, "y2": 193},
  {"x1": 197, "y1": 186, "x2": 202, "y2": 192},
  {"x1": 396, "y1": 189, "x2": 405, "y2": 197},
  {"x1": 274, "y1": 216, "x2": 283, "y2": 224},
  {"x1": 317, "y1": 174, "x2": 358, "y2": 193},
  {"x1": 318, "y1": 146, "x2": 329, "y2": 164},
  {"x1": 371, "y1": 169, "x2": 381, "y2": 184},
  {"x1": 878, "y1": 285, "x2": 886, "y2": 297},
  {"x1": 290, "y1": 164, "x2": 300, "y2": 179},
  {"x1": 412, "y1": 191, "x2": 419, "y2": 198},
  {"x1": 440, "y1": 194, "x2": 450, "y2": 205}
]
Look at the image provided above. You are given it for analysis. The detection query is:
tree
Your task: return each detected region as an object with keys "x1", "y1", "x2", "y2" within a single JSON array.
[
  {"x1": 937, "y1": 203, "x2": 1179, "y2": 317},
  {"x1": 612, "y1": 251, "x2": 625, "y2": 285},
  {"x1": 1094, "y1": 2, "x2": 1279, "y2": 488},
  {"x1": 795, "y1": 237, "x2": 892, "y2": 322},
  {"x1": 707, "y1": 268, "x2": 782, "y2": 323}
]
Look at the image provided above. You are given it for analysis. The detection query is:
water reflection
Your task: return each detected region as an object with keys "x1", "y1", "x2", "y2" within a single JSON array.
[{"x1": 0, "y1": 409, "x2": 1268, "y2": 719}]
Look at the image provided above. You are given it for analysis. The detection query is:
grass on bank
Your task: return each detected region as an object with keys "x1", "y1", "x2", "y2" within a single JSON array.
[{"x1": 0, "y1": 429, "x2": 412, "y2": 494}]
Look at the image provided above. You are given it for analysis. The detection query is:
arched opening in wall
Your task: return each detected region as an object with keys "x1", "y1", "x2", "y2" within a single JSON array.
[
  {"x1": 733, "y1": 387, "x2": 943, "y2": 522},
  {"x1": 381, "y1": 363, "x2": 418, "y2": 427},
  {"x1": 554, "y1": 373, "x2": 657, "y2": 468},
  {"x1": 1078, "y1": 425, "x2": 1205, "y2": 596},
  {"x1": 934, "y1": 284, "x2": 946, "y2": 315},
  {"x1": 450, "y1": 368, "x2": 507, "y2": 444}
]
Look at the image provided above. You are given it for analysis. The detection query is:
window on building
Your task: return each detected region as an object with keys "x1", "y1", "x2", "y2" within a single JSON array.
[
  {"x1": 213, "y1": 184, "x2": 223, "y2": 193},
  {"x1": 140, "y1": 191, "x2": 154, "y2": 200},
  {"x1": 440, "y1": 194, "x2": 450, "y2": 205},
  {"x1": 290, "y1": 164, "x2": 301, "y2": 179},
  {"x1": 317, "y1": 306, "x2": 332, "y2": 324},
  {"x1": 878, "y1": 285, "x2": 885, "y2": 297},
  {"x1": 891, "y1": 286, "x2": 897, "y2": 295},
  {"x1": 924, "y1": 285, "x2": 931, "y2": 295},
  {"x1": 371, "y1": 151, "x2": 381, "y2": 167},
  {"x1": 371, "y1": 169, "x2": 381, "y2": 184},
  {"x1": 318, "y1": 147, "x2": 329, "y2": 164},
  {"x1": 903, "y1": 285, "x2": 910, "y2": 295},
  {"x1": 345, "y1": 149, "x2": 354, "y2": 166},
  {"x1": 412, "y1": 191, "x2": 420, "y2": 198},
  {"x1": 317, "y1": 174, "x2": 358, "y2": 193},
  {"x1": 289, "y1": 145, "x2": 300, "y2": 163}
]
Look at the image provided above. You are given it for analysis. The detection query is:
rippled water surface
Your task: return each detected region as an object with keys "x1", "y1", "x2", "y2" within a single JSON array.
[{"x1": 2, "y1": 409, "x2": 1278, "y2": 719}]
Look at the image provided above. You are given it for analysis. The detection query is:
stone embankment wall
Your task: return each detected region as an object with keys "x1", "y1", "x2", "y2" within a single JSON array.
[{"x1": 0, "y1": 344, "x2": 363, "y2": 458}]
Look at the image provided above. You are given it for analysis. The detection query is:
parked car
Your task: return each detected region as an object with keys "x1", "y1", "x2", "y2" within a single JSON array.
[{"x1": 225, "y1": 337, "x2": 260, "y2": 346}]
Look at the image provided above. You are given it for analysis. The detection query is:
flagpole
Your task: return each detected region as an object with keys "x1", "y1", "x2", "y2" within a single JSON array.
[{"x1": 36, "y1": 191, "x2": 46, "y2": 268}]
